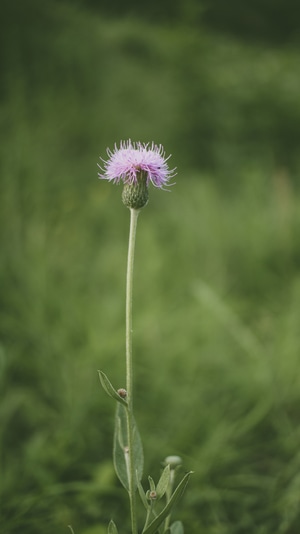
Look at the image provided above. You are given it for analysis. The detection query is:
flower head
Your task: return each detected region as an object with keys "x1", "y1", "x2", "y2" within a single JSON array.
[{"x1": 98, "y1": 140, "x2": 176, "y2": 190}]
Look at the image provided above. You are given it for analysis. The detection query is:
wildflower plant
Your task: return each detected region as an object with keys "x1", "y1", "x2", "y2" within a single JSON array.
[{"x1": 98, "y1": 140, "x2": 192, "y2": 534}]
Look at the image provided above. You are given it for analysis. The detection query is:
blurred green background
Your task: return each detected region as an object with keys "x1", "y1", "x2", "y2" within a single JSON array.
[{"x1": 1, "y1": 1, "x2": 300, "y2": 532}]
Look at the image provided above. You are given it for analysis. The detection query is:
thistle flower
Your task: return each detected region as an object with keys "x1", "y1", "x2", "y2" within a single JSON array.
[
  {"x1": 98, "y1": 140, "x2": 176, "y2": 190},
  {"x1": 98, "y1": 140, "x2": 176, "y2": 210}
]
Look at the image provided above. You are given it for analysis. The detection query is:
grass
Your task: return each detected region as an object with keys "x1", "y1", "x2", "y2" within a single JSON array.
[{"x1": 1, "y1": 2, "x2": 300, "y2": 533}]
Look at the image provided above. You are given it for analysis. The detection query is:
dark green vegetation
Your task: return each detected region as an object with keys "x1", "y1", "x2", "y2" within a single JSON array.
[{"x1": 1, "y1": 1, "x2": 300, "y2": 533}]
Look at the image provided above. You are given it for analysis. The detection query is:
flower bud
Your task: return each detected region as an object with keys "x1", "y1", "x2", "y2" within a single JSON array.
[
  {"x1": 164, "y1": 455, "x2": 182, "y2": 468},
  {"x1": 122, "y1": 171, "x2": 149, "y2": 210},
  {"x1": 117, "y1": 388, "x2": 127, "y2": 399}
]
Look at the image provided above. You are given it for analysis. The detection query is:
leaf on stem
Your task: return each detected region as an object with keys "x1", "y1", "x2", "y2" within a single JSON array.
[
  {"x1": 113, "y1": 404, "x2": 130, "y2": 491},
  {"x1": 142, "y1": 471, "x2": 193, "y2": 534},
  {"x1": 113, "y1": 403, "x2": 144, "y2": 491},
  {"x1": 137, "y1": 476, "x2": 150, "y2": 510},
  {"x1": 133, "y1": 419, "x2": 144, "y2": 483},
  {"x1": 148, "y1": 475, "x2": 156, "y2": 492},
  {"x1": 108, "y1": 520, "x2": 119, "y2": 534},
  {"x1": 98, "y1": 370, "x2": 128, "y2": 407},
  {"x1": 156, "y1": 464, "x2": 170, "y2": 500}
]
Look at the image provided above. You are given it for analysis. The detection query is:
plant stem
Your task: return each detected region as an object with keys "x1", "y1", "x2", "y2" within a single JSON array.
[
  {"x1": 164, "y1": 469, "x2": 175, "y2": 532},
  {"x1": 125, "y1": 207, "x2": 140, "y2": 534}
]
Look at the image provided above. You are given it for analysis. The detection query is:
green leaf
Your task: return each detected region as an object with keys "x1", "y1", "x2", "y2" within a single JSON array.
[
  {"x1": 156, "y1": 464, "x2": 170, "y2": 500},
  {"x1": 132, "y1": 417, "x2": 144, "y2": 484},
  {"x1": 98, "y1": 370, "x2": 128, "y2": 406},
  {"x1": 148, "y1": 475, "x2": 156, "y2": 492},
  {"x1": 142, "y1": 471, "x2": 193, "y2": 534},
  {"x1": 137, "y1": 476, "x2": 150, "y2": 510},
  {"x1": 113, "y1": 403, "x2": 144, "y2": 491},
  {"x1": 108, "y1": 520, "x2": 118, "y2": 534},
  {"x1": 169, "y1": 521, "x2": 184, "y2": 534},
  {"x1": 113, "y1": 403, "x2": 130, "y2": 491}
]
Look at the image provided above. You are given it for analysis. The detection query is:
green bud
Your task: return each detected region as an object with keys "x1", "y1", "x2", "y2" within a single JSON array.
[
  {"x1": 122, "y1": 171, "x2": 149, "y2": 210},
  {"x1": 164, "y1": 455, "x2": 182, "y2": 468},
  {"x1": 146, "y1": 490, "x2": 157, "y2": 501}
]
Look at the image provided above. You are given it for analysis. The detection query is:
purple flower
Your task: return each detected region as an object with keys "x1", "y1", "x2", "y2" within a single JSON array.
[{"x1": 98, "y1": 140, "x2": 176, "y2": 190}]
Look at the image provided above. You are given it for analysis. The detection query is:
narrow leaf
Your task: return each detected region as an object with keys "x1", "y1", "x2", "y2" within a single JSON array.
[
  {"x1": 137, "y1": 475, "x2": 150, "y2": 510},
  {"x1": 113, "y1": 403, "x2": 144, "y2": 491},
  {"x1": 148, "y1": 475, "x2": 156, "y2": 492},
  {"x1": 98, "y1": 370, "x2": 128, "y2": 406},
  {"x1": 113, "y1": 404, "x2": 130, "y2": 491},
  {"x1": 156, "y1": 464, "x2": 170, "y2": 500},
  {"x1": 142, "y1": 471, "x2": 193, "y2": 534},
  {"x1": 169, "y1": 520, "x2": 184, "y2": 534},
  {"x1": 108, "y1": 520, "x2": 118, "y2": 534},
  {"x1": 132, "y1": 415, "x2": 144, "y2": 483}
]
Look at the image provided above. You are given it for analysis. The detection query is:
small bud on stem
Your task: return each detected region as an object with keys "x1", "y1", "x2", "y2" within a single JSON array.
[
  {"x1": 147, "y1": 490, "x2": 157, "y2": 501},
  {"x1": 117, "y1": 388, "x2": 127, "y2": 398}
]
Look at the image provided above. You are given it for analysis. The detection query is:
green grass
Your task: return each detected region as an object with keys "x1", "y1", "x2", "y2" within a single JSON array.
[{"x1": 1, "y1": 2, "x2": 300, "y2": 533}]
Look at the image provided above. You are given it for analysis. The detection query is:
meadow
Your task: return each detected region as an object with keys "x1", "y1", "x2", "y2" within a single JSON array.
[{"x1": 1, "y1": 1, "x2": 300, "y2": 533}]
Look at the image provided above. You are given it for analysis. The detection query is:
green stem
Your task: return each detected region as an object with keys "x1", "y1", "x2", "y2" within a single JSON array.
[
  {"x1": 164, "y1": 469, "x2": 175, "y2": 532},
  {"x1": 125, "y1": 208, "x2": 140, "y2": 534},
  {"x1": 143, "y1": 501, "x2": 156, "y2": 533}
]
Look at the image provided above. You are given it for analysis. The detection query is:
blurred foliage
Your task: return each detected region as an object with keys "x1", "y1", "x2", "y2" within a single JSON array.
[
  {"x1": 1, "y1": 0, "x2": 300, "y2": 533},
  {"x1": 1, "y1": 0, "x2": 300, "y2": 176},
  {"x1": 67, "y1": 0, "x2": 300, "y2": 45},
  {"x1": 200, "y1": 0, "x2": 300, "y2": 45}
]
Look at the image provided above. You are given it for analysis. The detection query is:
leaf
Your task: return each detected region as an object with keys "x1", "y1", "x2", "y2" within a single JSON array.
[
  {"x1": 113, "y1": 403, "x2": 144, "y2": 491},
  {"x1": 108, "y1": 520, "x2": 118, "y2": 534},
  {"x1": 142, "y1": 471, "x2": 193, "y2": 534},
  {"x1": 169, "y1": 521, "x2": 184, "y2": 534},
  {"x1": 137, "y1": 476, "x2": 150, "y2": 510},
  {"x1": 113, "y1": 403, "x2": 130, "y2": 491},
  {"x1": 132, "y1": 419, "x2": 144, "y2": 483},
  {"x1": 98, "y1": 370, "x2": 128, "y2": 407},
  {"x1": 148, "y1": 475, "x2": 156, "y2": 492},
  {"x1": 156, "y1": 464, "x2": 170, "y2": 500}
]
